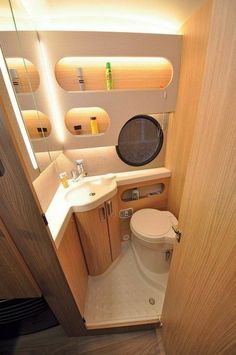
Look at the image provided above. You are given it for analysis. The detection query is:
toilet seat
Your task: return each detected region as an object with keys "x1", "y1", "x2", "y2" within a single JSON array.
[{"x1": 130, "y1": 208, "x2": 177, "y2": 244}]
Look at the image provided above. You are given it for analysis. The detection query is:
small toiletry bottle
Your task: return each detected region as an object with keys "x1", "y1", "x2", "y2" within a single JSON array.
[
  {"x1": 74, "y1": 124, "x2": 82, "y2": 135},
  {"x1": 9, "y1": 68, "x2": 20, "y2": 93},
  {"x1": 59, "y1": 172, "x2": 69, "y2": 188},
  {"x1": 106, "y1": 62, "x2": 113, "y2": 90},
  {"x1": 90, "y1": 116, "x2": 99, "y2": 134},
  {"x1": 132, "y1": 188, "x2": 139, "y2": 200},
  {"x1": 76, "y1": 67, "x2": 84, "y2": 91}
]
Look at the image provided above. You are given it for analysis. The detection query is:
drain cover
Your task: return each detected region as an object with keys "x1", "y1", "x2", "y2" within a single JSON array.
[
  {"x1": 149, "y1": 298, "x2": 155, "y2": 305},
  {"x1": 89, "y1": 192, "x2": 96, "y2": 196}
]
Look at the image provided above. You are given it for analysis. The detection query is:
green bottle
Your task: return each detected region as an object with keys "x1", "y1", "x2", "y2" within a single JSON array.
[{"x1": 106, "y1": 62, "x2": 113, "y2": 90}]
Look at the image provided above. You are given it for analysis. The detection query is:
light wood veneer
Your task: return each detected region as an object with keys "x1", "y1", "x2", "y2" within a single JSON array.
[
  {"x1": 55, "y1": 57, "x2": 173, "y2": 91},
  {"x1": 75, "y1": 205, "x2": 112, "y2": 276},
  {"x1": 165, "y1": 0, "x2": 212, "y2": 217},
  {"x1": 57, "y1": 214, "x2": 88, "y2": 316},
  {"x1": 162, "y1": 1, "x2": 236, "y2": 354},
  {"x1": 75, "y1": 194, "x2": 121, "y2": 276}
]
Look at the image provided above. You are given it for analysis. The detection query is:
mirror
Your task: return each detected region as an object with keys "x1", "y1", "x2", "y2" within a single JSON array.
[{"x1": 0, "y1": 0, "x2": 62, "y2": 174}]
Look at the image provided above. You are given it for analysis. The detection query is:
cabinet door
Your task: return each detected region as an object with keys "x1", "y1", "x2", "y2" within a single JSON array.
[
  {"x1": 0, "y1": 218, "x2": 41, "y2": 298},
  {"x1": 106, "y1": 195, "x2": 121, "y2": 261},
  {"x1": 75, "y1": 204, "x2": 112, "y2": 276},
  {"x1": 57, "y1": 215, "x2": 88, "y2": 316}
]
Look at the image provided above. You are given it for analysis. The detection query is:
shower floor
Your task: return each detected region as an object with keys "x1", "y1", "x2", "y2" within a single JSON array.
[{"x1": 84, "y1": 240, "x2": 169, "y2": 328}]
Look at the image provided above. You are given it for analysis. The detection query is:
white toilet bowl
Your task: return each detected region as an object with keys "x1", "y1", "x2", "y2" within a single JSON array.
[{"x1": 130, "y1": 208, "x2": 178, "y2": 274}]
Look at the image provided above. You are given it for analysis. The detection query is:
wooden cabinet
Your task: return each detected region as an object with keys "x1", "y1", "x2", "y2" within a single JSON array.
[
  {"x1": 75, "y1": 195, "x2": 121, "y2": 276},
  {"x1": 57, "y1": 215, "x2": 88, "y2": 316}
]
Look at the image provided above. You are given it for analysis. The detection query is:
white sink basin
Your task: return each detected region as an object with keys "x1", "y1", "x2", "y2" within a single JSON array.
[{"x1": 64, "y1": 177, "x2": 117, "y2": 212}]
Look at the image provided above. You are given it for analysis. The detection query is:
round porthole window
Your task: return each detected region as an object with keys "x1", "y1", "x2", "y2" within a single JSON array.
[{"x1": 116, "y1": 115, "x2": 164, "y2": 166}]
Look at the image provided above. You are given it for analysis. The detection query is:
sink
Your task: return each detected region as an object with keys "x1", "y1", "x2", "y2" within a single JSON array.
[{"x1": 64, "y1": 177, "x2": 117, "y2": 212}]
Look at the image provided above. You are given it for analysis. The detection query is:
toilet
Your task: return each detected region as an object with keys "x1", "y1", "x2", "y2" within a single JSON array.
[{"x1": 130, "y1": 208, "x2": 178, "y2": 274}]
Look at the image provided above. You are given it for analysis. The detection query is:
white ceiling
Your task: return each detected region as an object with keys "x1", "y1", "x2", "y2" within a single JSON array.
[{"x1": 1, "y1": 0, "x2": 205, "y2": 33}]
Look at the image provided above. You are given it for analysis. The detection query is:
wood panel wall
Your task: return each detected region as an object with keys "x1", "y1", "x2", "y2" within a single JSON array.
[
  {"x1": 165, "y1": 0, "x2": 213, "y2": 217},
  {"x1": 162, "y1": 1, "x2": 236, "y2": 354}
]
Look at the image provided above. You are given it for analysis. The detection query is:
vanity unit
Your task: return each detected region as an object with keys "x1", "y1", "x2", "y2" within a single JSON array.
[{"x1": 75, "y1": 194, "x2": 120, "y2": 276}]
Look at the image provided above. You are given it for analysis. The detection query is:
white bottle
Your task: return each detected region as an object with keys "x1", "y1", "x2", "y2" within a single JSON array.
[
  {"x1": 76, "y1": 67, "x2": 84, "y2": 91},
  {"x1": 132, "y1": 188, "x2": 139, "y2": 200}
]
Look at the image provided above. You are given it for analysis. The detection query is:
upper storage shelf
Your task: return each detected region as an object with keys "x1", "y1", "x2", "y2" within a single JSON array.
[
  {"x1": 6, "y1": 58, "x2": 40, "y2": 93},
  {"x1": 55, "y1": 57, "x2": 173, "y2": 92}
]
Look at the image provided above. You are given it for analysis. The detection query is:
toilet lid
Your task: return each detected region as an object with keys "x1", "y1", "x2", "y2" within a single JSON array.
[{"x1": 130, "y1": 209, "x2": 172, "y2": 239}]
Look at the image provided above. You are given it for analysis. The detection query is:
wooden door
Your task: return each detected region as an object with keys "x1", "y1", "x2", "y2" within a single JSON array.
[
  {"x1": 75, "y1": 204, "x2": 112, "y2": 276},
  {"x1": 106, "y1": 195, "x2": 121, "y2": 261},
  {"x1": 0, "y1": 66, "x2": 86, "y2": 336},
  {"x1": 57, "y1": 215, "x2": 88, "y2": 316},
  {"x1": 161, "y1": 1, "x2": 236, "y2": 354},
  {"x1": 0, "y1": 218, "x2": 41, "y2": 298}
]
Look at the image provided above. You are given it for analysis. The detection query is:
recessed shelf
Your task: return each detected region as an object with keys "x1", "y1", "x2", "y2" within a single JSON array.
[
  {"x1": 6, "y1": 58, "x2": 40, "y2": 93},
  {"x1": 65, "y1": 107, "x2": 110, "y2": 136},
  {"x1": 121, "y1": 183, "x2": 165, "y2": 202},
  {"x1": 21, "y1": 110, "x2": 51, "y2": 139},
  {"x1": 55, "y1": 57, "x2": 173, "y2": 92}
]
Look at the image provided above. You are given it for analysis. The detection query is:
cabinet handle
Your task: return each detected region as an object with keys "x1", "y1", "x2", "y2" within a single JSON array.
[
  {"x1": 99, "y1": 206, "x2": 106, "y2": 222},
  {"x1": 106, "y1": 200, "x2": 113, "y2": 216}
]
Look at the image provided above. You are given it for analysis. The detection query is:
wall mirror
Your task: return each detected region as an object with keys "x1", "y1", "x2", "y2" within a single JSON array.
[
  {"x1": 116, "y1": 114, "x2": 164, "y2": 166},
  {"x1": 0, "y1": 0, "x2": 59, "y2": 175}
]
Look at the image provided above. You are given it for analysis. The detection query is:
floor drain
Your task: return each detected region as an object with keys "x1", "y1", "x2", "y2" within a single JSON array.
[
  {"x1": 89, "y1": 192, "x2": 96, "y2": 196},
  {"x1": 149, "y1": 298, "x2": 155, "y2": 305}
]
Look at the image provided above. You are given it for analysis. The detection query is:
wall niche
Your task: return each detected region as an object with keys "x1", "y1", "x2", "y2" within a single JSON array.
[{"x1": 65, "y1": 107, "x2": 110, "y2": 136}]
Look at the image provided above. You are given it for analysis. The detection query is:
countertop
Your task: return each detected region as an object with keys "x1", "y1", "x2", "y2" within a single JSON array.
[{"x1": 45, "y1": 167, "x2": 171, "y2": 247}]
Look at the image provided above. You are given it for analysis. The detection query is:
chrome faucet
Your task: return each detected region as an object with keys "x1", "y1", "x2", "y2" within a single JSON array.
[{"x1": 71, "y1": 159, "x2": 87, "y2": 181}]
